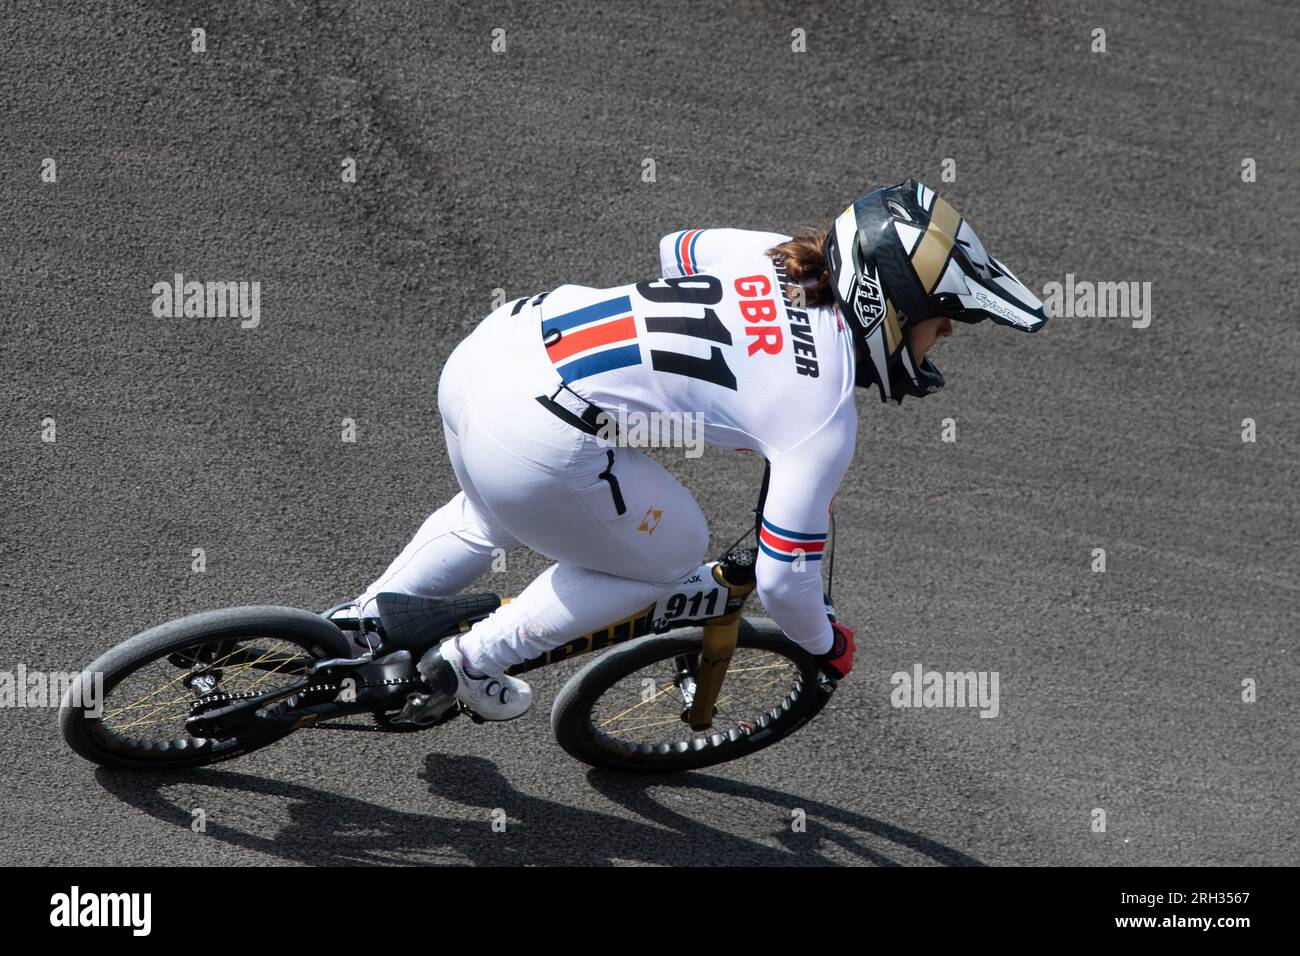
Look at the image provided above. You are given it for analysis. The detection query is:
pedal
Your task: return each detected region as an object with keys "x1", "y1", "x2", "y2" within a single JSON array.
[{"x1": 390, "y1": 690, "x2": 456, "y2": 727}]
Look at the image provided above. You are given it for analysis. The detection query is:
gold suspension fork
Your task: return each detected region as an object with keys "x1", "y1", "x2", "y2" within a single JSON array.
[{"x1": 686, "y1": 563, "x2": 755, "y2": 731}]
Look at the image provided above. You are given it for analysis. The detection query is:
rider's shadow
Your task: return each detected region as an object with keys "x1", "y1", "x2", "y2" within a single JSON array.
[
  {"x1": 96, "y1": 755, "x2": 983, "y2": 866},
  {"x1": 419, "y1": 753, "x2": 982, "y2": 866}
]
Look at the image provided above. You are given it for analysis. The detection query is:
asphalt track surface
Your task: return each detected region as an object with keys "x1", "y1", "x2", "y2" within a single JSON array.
[{"x1": 2, "y1": 1, "x2": 1297, "y2": 867}]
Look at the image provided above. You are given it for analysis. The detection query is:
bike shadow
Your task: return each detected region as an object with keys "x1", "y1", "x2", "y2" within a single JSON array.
[
  {"x1": 582, "y1": 769, "x2": 984, "y2": 866},
  {"x1": 95, "y1": 754, "x2": 983, "y2": 866}
]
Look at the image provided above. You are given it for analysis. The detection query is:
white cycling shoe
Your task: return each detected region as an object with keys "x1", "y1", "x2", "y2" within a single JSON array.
[{"x1": 417, "y1": 636, "x2": 533, "y2": 722}]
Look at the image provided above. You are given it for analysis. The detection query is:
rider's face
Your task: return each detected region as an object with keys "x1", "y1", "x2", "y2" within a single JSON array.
[{"x1": 908, "y1": 317, "x2": 953, "y2": 364}]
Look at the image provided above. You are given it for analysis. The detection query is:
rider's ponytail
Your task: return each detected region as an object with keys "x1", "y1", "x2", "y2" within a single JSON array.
[{"x1": 767, "y1": 230, "x2": 835, "y2": 308}]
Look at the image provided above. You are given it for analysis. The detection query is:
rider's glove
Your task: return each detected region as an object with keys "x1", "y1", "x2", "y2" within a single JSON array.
[{"x1": 817, "y1": 620, "x2": 855, "y2": 679}]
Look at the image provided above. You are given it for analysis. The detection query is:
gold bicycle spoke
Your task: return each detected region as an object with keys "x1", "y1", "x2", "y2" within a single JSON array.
[
  {"x1": 745, "y1": 672, "x2": 796, "y2": 695},
  {"x1": 110, "y1": 685, "x2": 205, "y2": 733},
  {"x1": 110, "y1": 641, "x2": 264, "y2": 715},
  {"x1": 238, "y1": 653, "x2": 300, "y2": 692},
  {"x1": 597, "y1": 680, "x2": 684, "y2": 727},
  {"x1": 106, "y1": 640, "x2": 303, "y2": 739},
  {"x1": 725, "y1": 660, "x2": 789, "y2": 676},
  {"x1": 108, "y1": 713, "x2": 200, "y2": 732},
  {"x1": 105, "y1": 691, "x2": 196, "y2": 721},
  {"x1": 607, "y1": 713, "x2": 696, "y2": 733},
  {"x1": 597, "y1": 652, "x2": 798, "y2": 737}
]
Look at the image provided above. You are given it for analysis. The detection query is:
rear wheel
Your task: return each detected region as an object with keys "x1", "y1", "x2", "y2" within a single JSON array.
[
  {"x1": 60, "y1": 606, "x2": 353, "y2": 771},
  {"x1": 550, "y1": 618, "x2": 835, "y2": 773}
]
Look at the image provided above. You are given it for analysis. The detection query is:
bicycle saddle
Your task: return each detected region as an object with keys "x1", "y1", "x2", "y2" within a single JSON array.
[{"x1": 373, "y1": 592, "x2": 502, "y2": 653}]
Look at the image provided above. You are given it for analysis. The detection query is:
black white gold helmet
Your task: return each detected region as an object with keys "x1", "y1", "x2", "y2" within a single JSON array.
[{"x1": 823, "y1": 178, "x2": 1048, "y2": 404}]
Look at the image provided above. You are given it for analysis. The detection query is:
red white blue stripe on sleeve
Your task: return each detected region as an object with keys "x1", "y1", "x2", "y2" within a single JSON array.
[
  {"x1": 673, "y1": 229, "x2": 705, "y2": 276},
  {"x1": 758, "y1": 517, "x2": 826, "y2": 562}
]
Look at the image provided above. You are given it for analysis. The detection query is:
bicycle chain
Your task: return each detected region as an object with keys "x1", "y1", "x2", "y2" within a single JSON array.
[{"x1": 191, "y1": 676, "x2": 424, "y2": 713}]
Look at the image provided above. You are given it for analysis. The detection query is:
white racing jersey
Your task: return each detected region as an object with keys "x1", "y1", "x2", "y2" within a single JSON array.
[{"x1": 532, "y1": 228, "x2": 858, "y2": 650}]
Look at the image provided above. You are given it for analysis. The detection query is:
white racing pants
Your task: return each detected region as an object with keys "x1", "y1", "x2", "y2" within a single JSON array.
[{"x1": 358, "y1": 300, "x2": 710, "y2": 675}]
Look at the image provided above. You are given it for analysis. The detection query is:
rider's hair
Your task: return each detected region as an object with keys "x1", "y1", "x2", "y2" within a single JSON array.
[{"x1": 767, "y1": 230, "x2": 834, "y2": 308}]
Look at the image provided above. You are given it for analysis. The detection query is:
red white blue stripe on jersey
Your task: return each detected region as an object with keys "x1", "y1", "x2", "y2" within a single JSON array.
[
  {"x1": 758, "y1": 517, "x2": 826, "y2": 562},
  {"x1": 542, "y1": 295, "x2": 642, "y2": 383},
  {"x1": 673, "y1": 229, "x2": 705, "y2": 276}
]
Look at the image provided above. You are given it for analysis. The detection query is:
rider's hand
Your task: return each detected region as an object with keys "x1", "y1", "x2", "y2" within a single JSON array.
[{"x1": 818, "y1": 620, "x2": 855, "y2": 679}]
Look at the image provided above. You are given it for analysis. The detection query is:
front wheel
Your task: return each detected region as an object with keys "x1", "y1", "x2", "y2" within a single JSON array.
[{"x1": 550, "y1": 618, "x2": 835, "y2": 773}]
